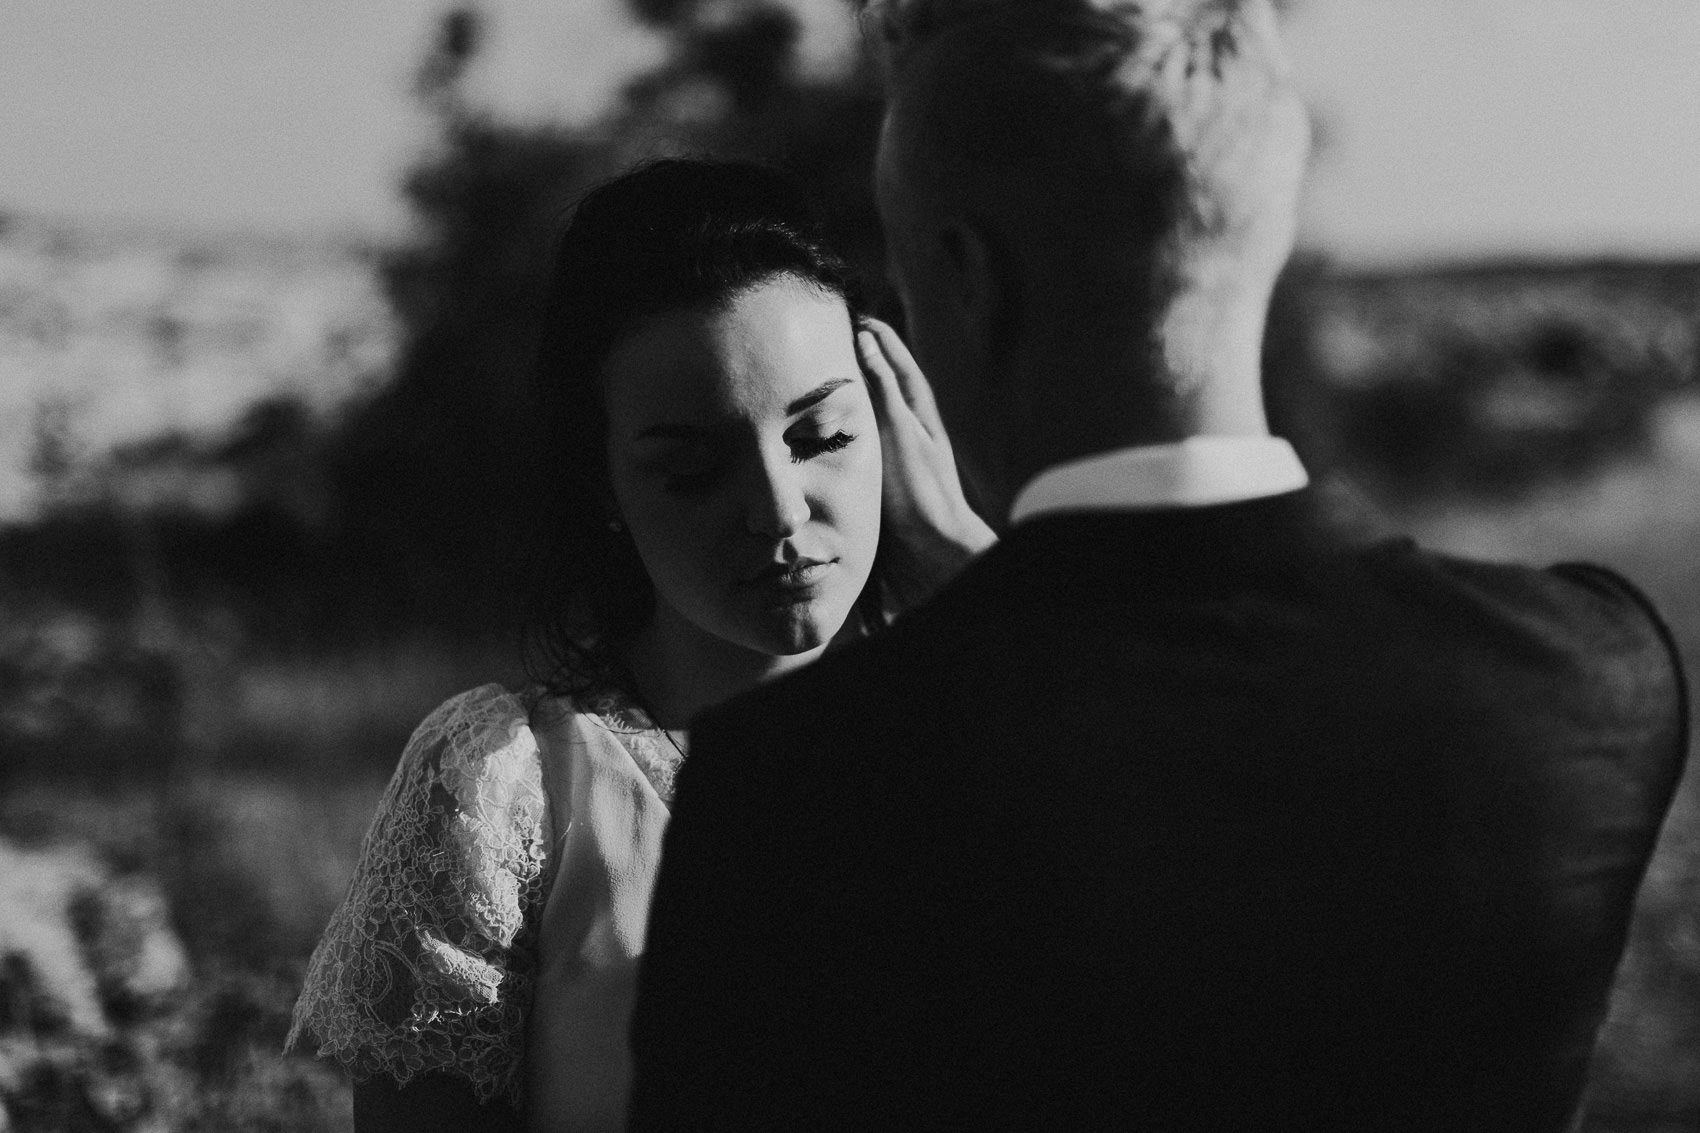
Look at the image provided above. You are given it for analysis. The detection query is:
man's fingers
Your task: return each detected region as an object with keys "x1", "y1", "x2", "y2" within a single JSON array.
[
  {"x1": 856, "y1": 327, "x2": 910, "y2": 436},
  {"x1": 860, "y1": 317, "x2": 947, "y2": 440}
]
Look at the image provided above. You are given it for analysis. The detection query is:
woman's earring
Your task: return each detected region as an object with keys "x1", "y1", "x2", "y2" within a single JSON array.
[{"x1": 607, "y1": 517, "x2": 625, "y2": 533}]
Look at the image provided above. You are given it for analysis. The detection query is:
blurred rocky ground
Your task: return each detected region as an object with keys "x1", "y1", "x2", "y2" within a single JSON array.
[{"x1": 0, "y1": 832, "x2": 350, "y2": 1132}]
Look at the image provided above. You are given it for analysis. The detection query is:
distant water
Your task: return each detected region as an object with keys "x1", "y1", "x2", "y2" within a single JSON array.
[{"x1": 0, "y1": 219, "x2": 396, "y2": 523}]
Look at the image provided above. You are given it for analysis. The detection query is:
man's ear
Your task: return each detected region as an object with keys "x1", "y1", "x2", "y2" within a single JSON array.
[{"x1": 937, "y1": 215, "x2": 1004, "y2": 360}]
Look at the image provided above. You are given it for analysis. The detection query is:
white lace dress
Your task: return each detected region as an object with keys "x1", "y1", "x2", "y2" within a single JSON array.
[{"x1": 287, "y1": 682, "x2": 685, "y2": 1131}]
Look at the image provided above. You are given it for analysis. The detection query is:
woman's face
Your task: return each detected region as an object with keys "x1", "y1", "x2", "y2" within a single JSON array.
[{"x1": 603, "y1": 274, "x2": 882, "y2": 659}]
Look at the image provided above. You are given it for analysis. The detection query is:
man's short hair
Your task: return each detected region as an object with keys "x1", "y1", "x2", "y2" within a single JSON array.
[{"x1": 866, "y1": 0, "x2": 1307, "y2": 268}]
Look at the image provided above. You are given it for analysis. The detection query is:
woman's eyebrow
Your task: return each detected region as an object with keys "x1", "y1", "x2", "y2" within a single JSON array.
[
  {"x1": 785, "y1": 378, "x2": 855, "y2": 416},
  {"x1": 634, "y1": 378, "x2": 857, "y2": 441}
]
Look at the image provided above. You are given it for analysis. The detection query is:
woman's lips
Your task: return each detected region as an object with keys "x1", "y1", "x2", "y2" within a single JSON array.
[{"x1": 744, "y1": 559, "x2": 835, "y2": 590}]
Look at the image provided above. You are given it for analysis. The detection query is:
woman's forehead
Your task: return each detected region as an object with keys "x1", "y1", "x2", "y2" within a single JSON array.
[{"x1": 603, "y1": 280, "x2": 860, "y2": 429}]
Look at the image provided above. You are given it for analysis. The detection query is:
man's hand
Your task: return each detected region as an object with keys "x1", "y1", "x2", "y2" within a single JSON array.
[{"x1": 857, "y1": 316, "x2": 997, "y2": 613}]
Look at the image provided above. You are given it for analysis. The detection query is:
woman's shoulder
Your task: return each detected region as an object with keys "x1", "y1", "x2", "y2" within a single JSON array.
[
  {"x1": 414, "y1": 679, "x2": 672, "y2": 790},
  {"x1": 405, "y1": 683, "x2": 537, "y2": 769},
  {"x1": 287, "y1": 683, "x2": 555, "y2": 1103},
  {"x1": 383, "y1": 684, "x2": 550, "y2": 842},
  {"x1": 525, "y1": 681, "x2": 686, "y2": 807}
]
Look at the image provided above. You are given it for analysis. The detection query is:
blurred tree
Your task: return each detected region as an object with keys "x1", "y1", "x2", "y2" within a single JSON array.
[
  {"x1": 28, "y1": 399, "x2": 86, "y2": 513},
  {"x1": 323, "y1": 7, "x2": 606, "y2": 643},
  {"x1": 1308, "y1": 262, "x2": 1700, "y2": 501},
  {"x1": 617, "y1": 1, "x2": 886, "y2": 277},
  {"x1": 324, "y1": 0, "x2": 885, "y2": 644}
]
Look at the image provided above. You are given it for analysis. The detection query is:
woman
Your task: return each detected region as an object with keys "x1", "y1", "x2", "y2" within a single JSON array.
[{"x1": 287, "y1": 158, "x2": 991, "y2": 1131}]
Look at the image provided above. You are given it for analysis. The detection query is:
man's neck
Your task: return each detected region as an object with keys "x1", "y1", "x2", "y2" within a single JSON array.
[
  {"x1": 996, "y1": 294, "x2": 1274, "y2": 512},
  {"x1": 1156, "y1": 282, "x2": 1274, "y2": 436}
]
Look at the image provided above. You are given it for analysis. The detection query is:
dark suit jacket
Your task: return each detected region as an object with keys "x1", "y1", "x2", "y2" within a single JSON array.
[{"x1": 627, "y1": 491, "x2": 1688, "y2": 1131}]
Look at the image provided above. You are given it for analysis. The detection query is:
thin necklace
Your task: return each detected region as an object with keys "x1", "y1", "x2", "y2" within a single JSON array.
[
  {"x1": 607, "y1": 655, "x2": 688, "y2": 763},
  {"x1": 653, "y1": 719, "x2": 688, "y2": 763}
]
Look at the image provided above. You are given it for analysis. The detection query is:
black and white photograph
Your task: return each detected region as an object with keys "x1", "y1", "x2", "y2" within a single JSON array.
[{"x1": 2, "y1": 1, "x2": 1696, "y2": 1129}]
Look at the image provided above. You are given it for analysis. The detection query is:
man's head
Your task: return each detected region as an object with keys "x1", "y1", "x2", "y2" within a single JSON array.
[{"x1": 866, "y1": 0, "x2": 1310, "y2": 518}]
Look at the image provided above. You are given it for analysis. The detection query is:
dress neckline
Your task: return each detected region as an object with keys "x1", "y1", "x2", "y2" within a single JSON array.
[{"x1": 551, "y1": 682, "x2": 686, "y2": 807}]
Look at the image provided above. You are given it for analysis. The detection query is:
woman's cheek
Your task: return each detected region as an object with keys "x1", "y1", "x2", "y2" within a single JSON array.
[
  {"x1": 654, "y1": 495, "x2": 723, "y2": 572},
  {"x1": 834, "y1": 444, "x2": 885, "y2": 565},
  {"x1": 855, "y1": 435, "x2": 885, "y2": 509},
  {"x1": 621, "y1": 488, "x2": 702, "y2": 582}
]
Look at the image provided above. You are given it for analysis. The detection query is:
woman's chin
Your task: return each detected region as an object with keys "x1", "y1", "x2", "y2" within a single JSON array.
[
  {"x1": 741, "y1": 600, "x2": 851, "y2": 659},
  {"x1": 757, "y1": 622, "x2": 833, "y2": 659}
]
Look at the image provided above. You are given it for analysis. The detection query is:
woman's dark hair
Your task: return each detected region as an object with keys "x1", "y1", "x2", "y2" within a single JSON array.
[{"x1": 523, "y1": 157, "x2": 863, "y2": 695}]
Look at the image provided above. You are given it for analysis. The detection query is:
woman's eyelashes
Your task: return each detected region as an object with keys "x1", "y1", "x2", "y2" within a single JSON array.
[
  {"x1": 648, "y1": 426, "x2": 858, "y2": 495},
  {"x1": 788, "y1": 430, "x2": 856, "y2": 463}
]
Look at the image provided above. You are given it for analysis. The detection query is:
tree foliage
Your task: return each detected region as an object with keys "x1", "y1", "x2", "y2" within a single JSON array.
[{"x1": 324, "y1": 1, "x2": 886, "y2": 642}]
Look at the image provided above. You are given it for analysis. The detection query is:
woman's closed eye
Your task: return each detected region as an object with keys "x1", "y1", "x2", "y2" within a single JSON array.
[
  {"x1": 788, "y1": 430, "x2": 856, "y2": 463},
  {"x1": 644, "y1": 420, "x2": 859, "y2": 493}
]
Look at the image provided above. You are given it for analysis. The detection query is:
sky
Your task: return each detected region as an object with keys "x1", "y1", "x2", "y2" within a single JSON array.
[
  {"x1": 1284, "y1": 1, "x2": 1700, "y2": 266},
  {"x1": 3, "y1": 0, "x2": 1699, "y2": 267}
]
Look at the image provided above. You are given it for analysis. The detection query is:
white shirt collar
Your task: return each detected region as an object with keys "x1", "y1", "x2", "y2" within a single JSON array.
[{"x1": 1007, "y1": 436, "x2": 1309, "y2": 526}]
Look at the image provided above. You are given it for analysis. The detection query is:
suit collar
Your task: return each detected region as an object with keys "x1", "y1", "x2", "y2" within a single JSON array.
[
  {"x1": 1008, "y1": 437, "x2": 1309, "y2": 526},
  {"x1": 962, "y1": 481, "x2": 1400, "y2": 594}
]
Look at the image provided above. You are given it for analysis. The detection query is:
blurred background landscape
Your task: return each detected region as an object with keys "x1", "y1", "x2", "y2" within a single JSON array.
[{"x1": 2, "y1": 0, "x2": 1697, "y2": 1129}]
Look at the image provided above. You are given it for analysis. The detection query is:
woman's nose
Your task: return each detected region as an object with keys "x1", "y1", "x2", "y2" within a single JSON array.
[{"x1": 743, "y1": 457, "x2": 810, "y2": 538}]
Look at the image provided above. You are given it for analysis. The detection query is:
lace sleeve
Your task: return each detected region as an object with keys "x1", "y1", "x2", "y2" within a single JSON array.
[{"x1": 287, "y1": 684, "x2": 552, "y2": 1106}]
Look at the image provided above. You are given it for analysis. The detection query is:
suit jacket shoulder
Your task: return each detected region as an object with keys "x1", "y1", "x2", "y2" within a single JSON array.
[
  {"x1": 1353, "y1": 540, "x2": 1688, "y2": 769},
  {"x1": 633, "y1": 503, "x2": 1691, "y2": 1131}
]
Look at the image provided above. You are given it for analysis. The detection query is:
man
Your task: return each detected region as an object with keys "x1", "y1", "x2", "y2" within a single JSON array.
[{"x1": 628, "y1": 1, "x2": 1688, "y2": 1128}]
